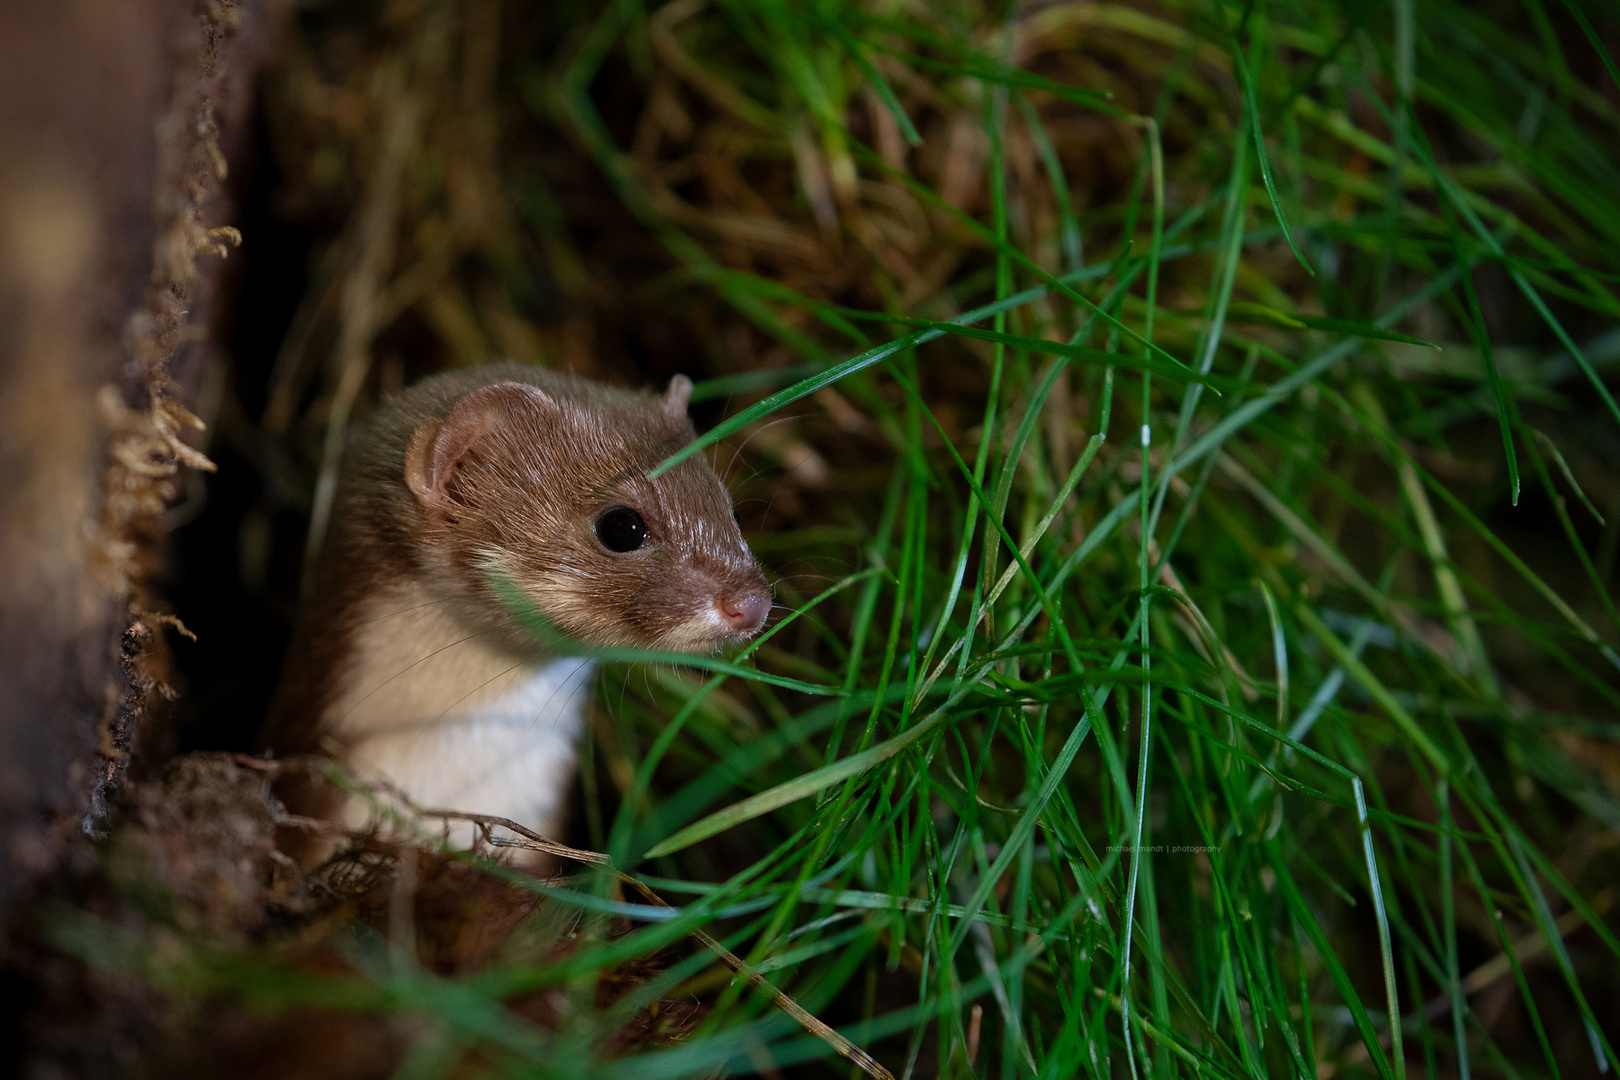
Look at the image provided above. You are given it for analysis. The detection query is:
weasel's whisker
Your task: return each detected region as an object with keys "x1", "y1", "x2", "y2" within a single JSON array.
[
  {"x1": 352, "y1": 595, "x2": 462, "y2": 627},
  {"x1": 723, "y1": 413, "x2": 801, "y2": 483},
  {"x1": 527, "y1": 657, "x2": 598, "y2": 733},
  {"x1": 396, "y1": 655, "x2": 537, "y2": 762},
  {"x1": 335, "y1": 626, "x2": 508, "y2": 725},
  {"x1": 542, "y1": 671, "x2": 600, "y2": 742},
  {"x1": 760, "y1": 487, "x2": 785, "y2": 525},
  {"x1": 424, "y1": 647, "x2": 547, "y2": 729},
  {"x1": 768, "y1": 571, "x2": 839, "y2": 587}
]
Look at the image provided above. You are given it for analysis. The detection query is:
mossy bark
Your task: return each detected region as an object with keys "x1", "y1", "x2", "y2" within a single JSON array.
[{"x1": 0, "y1": 0, "x2": 267, "y2": 913}]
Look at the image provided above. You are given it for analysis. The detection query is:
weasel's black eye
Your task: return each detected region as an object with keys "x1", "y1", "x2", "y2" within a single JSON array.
[{"x1": 595, "y1": 507, "x2": 648, "y2": 552}]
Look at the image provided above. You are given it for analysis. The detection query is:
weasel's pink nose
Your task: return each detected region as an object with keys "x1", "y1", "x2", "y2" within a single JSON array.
[{"x1": 717, "y1": 591, "x2": 768, "y2": 634}]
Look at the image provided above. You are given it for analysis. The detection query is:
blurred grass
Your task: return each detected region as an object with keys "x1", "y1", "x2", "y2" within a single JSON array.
[{"x1": 198, "y1": 0, "x2": 1620, "y2": 1076}]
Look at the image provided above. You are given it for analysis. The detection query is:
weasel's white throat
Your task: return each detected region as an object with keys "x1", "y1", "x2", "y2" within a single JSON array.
[{"x1": 325, "y1": 579, "x2": 596, "y2": 847}]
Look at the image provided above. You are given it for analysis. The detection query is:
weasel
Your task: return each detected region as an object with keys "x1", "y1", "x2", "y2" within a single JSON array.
[{"x1": 260, "y1": 363, "x2": 771, "y2": 856}]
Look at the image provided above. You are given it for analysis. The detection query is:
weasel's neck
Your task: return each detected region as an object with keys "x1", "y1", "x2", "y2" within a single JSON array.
[{"x1": 327, "y1": 577, "x2": 596, "y2": 840}]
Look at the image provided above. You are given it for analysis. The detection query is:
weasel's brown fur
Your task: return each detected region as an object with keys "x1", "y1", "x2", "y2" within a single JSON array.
[{"x1": 261, "y1": 363, "x2": 769, "y2": 851}]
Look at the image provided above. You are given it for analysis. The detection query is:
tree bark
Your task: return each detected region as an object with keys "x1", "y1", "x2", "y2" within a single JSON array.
[{"x1": 0, "y1": 0, "x2": 268, "y2": 912}]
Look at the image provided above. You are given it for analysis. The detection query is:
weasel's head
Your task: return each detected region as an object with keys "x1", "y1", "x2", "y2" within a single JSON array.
[{"x1": 403, "y1": 375, "x2": 770, "y2": 652}]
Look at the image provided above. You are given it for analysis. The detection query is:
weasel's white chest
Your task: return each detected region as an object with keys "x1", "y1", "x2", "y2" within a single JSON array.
[
  {"x1": 336, "y1": 657, "x2": 597, "y2": 843},
  {"x1": 327, "y1": 583, "x2": 597, "y2": 843}
]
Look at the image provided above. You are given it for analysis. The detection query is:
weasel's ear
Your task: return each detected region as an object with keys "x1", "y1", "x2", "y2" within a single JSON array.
[
  {"x1": 662, "y1": 374, "x2": 693, "y2": 421},
  {"x1": 406, "y1": 381, "x2": 552, "y2": 517}
]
